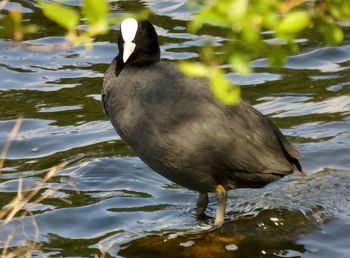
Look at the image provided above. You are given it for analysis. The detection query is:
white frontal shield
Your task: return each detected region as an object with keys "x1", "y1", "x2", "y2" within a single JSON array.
[{"x1": 121, "y1": 18, "x2": 138, "y2": 63}]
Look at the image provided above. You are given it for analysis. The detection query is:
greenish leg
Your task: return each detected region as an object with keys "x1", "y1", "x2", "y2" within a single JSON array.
[
  {"x1": 214, "y1": 184, "x2": 227, "y2": 226},
  {"x1": 196, "y1": 192, "x2": 209, "y2": 216}
]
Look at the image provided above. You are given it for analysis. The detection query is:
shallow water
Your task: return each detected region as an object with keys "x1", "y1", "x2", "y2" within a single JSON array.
[{"x1": 0, "y1": 0, "x2": 350, "y2": 257}]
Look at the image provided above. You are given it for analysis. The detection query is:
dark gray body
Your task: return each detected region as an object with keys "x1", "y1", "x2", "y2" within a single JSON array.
[{"x1": 102, "y1": 60, "x2": 303, "y2": 193}]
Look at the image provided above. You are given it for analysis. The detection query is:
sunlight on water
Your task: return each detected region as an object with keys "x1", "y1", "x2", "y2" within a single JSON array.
[{"x1": 0, "y1": 0, "x2": 350, "y2": 257}]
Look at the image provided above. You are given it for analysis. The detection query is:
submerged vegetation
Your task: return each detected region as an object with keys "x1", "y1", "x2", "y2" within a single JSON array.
[
  {"x1": 0, "y1": 120, "x2": 113, "y2": 257},
  {"x1": 0, "y1": 119, "x2": 64, "y2": 256}
]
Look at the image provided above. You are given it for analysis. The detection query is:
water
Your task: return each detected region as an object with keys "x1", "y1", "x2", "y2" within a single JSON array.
[{"x1": 1, "y1": 1, "x2": 350, "y2": 257}]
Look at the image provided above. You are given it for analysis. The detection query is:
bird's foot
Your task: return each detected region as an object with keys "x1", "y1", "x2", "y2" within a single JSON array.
[
  {"x1": 214, "y1": 184, "x2": 227, "y2": 226},
  {"x1": 196, "y1": 192, "x2": 209, "y2": 217}
]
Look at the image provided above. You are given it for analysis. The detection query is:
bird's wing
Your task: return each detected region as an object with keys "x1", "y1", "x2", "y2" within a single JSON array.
[
  {"x1": 146, "y1": 63, "x2": 303, "y2": 176},
  {"x1": 223, "y1": 101, "x2": 302, "y2": 175}
]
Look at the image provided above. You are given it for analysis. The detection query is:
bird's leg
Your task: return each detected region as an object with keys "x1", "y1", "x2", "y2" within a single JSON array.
[
  {"x1": 196, "y1": 192, "x2": 209, "y2": 216},
  {"x1": 214, "y1": 184, "x2": 227, "y2": 226}
]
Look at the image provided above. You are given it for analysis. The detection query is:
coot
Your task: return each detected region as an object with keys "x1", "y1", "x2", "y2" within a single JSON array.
[{"x1": 102, "y1": 18, "x2": 304, "y2": 226}]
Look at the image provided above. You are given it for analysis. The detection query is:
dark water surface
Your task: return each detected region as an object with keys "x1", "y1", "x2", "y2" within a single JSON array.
[{"x1": 1, "y1": 1, "x2": 350, "y2": 257}]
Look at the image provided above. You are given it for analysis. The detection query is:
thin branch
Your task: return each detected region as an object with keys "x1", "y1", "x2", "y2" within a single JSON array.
[{"x1": 0, "y1": 118, "x2": 22, "y2": 174}]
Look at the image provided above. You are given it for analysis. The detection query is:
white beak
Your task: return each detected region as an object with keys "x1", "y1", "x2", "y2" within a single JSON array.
[{"x1": 123, "y1": 42, "x2": 136, "y2": 63}]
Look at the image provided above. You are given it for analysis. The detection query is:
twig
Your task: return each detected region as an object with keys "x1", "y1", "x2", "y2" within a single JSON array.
[{"x1": 0, "y1": 118, "x2": 22, "y2": 174}]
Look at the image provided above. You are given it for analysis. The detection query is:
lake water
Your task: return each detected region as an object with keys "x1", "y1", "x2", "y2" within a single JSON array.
[{"x1": 1, "y1": 1, "x2": 350, "y2": 257}]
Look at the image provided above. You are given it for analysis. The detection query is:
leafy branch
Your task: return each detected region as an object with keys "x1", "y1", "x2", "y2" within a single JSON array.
[
  {"x1": 37, "y1": 0, "x2": 110, "y2": 47},
  {"x1": 1, "y1": 0, "x2": 349, "y2": 104},
  {"x1": 179, "y1": 0, "x2": 350, "y2": 104}
]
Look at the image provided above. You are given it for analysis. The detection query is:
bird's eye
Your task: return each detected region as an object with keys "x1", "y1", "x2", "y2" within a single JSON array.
[{"x1": 138, "y1": 28, "x2": 145, "y2": 36}]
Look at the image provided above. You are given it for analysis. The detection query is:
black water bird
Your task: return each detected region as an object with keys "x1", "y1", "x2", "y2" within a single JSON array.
[{"x1": 102, "y1": 18, "x2": 304, "y2": 226}]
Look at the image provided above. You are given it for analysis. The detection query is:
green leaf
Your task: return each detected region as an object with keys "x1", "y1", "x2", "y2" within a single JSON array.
[
  {"x1": 330, "y1": 1, "x2": 350, "y2": 22},
  {"x1": 323, "y1": 24, "x2": 344, "y2": 45},
  {"x1": 24, "y1": 24, "x2": 38, "y2": 34},
  {"x1": 229, "y1": 52, "x2": 252, "y2": 74},
  {"x1": 268, "y1": 46, "x2": 287, "y2": 67},
  {"x1": 262, "y1": 12, "x2": 278, "y2": 28},
  {"x1": 200, "y1": 42, "x2": 215, "y2": 64},
  {"x1": 242, "y1": 25, "x2": 260, "y2": 45},
  {"x1": 188, "y1": 20, "x2": 203, "y2": 33},
  {"x1": 276, "y1": 11, "x2": 310, "y2": 34},
  {"x1": 228, "y1": 0, "x2": 248, "y2": 20},
  {"x1": 38, "y1": 1, "x2": 79, "y2": 30},
  {"x1": 178, "y1": 62, "x2": 209, "y2": 77},
  {"x1": 210, "y1": 69, "x2": 241, "y2": 105},
  {"x1": 83, "y1": 0, "x2": 110, "y2": 34},
  {"x1": 195, "y1": 9, "x2": 232, "y2": 28}
]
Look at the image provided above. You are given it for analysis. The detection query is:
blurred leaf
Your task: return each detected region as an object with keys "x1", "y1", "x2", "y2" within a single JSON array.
[
  {"x1": 210, "y1": 69, "x2": 240, "y2": 105},
  {"x1": 229, "y1": 52, "x2": 252, "y2": 74},
  {"x1": 262, "y1": 12, "x2": 278, "y2": 28},
  {"x1": 83, "y1": 0, "x2": 109, "y2": 22},
  {"x1": 0, "y1": 9, "x2": 25, "y2": 41},
  {"x1": 276, "y1": 11, "x2": 310, "y2": 34},
  {"x1": 287, "y1": 42, "x2": 299, "y2": 54},
  {"x1": 188, "y1": 19, "x2": 203, "y2": 33},
  {"x1": 9, "y1": 9, "x2": 22, "y2": 24},
  {"x1": 279, "y1": 0, "x2": 305, "y2": 13},
  {"x1": 330, "y1": 0, "x2": 350, "y2": 22},
  {"x1": 268, "y1": 46, "x2": 287, "y2": 67},
  {"x1": 194, "y1": 8, "x2": 232, "y2": 28},
  {"x1": 323, "y1": 24, "x2": 343, "y2": 45},
  {"x1": 242, "y1": 25, "x2": 260, "y2": 45},
  {"x1": 178, "y1": 62, "x2": 209, "y2": 77},
  {"x1": 83, "y1": 0, "x2": 109, "y2": 34},
  {"x1": 38, "y1": 1, "x2": 79, "y2": 30},
  {"x1": 228, "y1": 0, "x2": 248, "y2": 20},
  {"x1": 200, "y1": 42, "x2": 216, "y2": 64},
  {"x1": 24, "y1": 24, "x2": 38, "y2": 34}
]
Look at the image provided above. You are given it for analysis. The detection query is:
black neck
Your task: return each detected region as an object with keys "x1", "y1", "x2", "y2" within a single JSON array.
[
  {"x1": 114, "y1": 55, "x2": 125, "y2": 77},
  {"x1": 114, "y1": 53, "x2": 160, "y2": 77}
]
